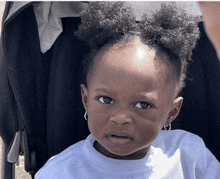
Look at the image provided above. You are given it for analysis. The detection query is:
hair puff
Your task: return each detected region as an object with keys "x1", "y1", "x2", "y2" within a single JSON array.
[
  {"x1": 75, "y1": 2, "x2": 137, "y2": 49},
  {"x1": 140, "y1": 2, "x2": 200, "y2": 62},
  {"x1": 75, "y1": 2, "x2": 200, "y2": 89}
]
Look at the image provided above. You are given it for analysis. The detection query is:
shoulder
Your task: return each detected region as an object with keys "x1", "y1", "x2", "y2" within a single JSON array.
[
  {"x1": 158, "y1": 129, "x2": 203, "y2": 143},
  {"x1": 47, "y1": 139, "x2": 85, "y2": 166},
  {"x1": 157, "y1": 129, "x2": 203, "y2": 144},
  {"x1": 155, "y1": 129, "x2": 205, "y2": 154},
  {"x1": 155, "y1": 129, "x2": 220, "y2": 177},
  {"x1": 35, "y1": 139, "x2": 86, "y2": 179},
  {"x1": 154, "y1": 129, "x2": 209, "y2": 163}
]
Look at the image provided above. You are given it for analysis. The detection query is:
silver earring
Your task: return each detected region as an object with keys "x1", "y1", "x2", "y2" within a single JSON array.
[
  {"x1": 163, "y1": 123, "x2": 171, "y2": 131},
  {"x1": 84, "y1": 111, "x2": 88, "y2": 121}
]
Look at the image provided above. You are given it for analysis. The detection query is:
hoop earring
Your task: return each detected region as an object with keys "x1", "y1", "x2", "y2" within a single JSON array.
[
  {"x1": 163, "y1": 123, "x2": 171, "y2": 131},
  {"x1": 84, "y1": 111, "x2": 88, "y2": 121}
]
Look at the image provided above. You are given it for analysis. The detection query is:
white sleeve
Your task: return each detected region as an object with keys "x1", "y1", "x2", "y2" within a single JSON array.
[{"x1": 195, "y1": 138, "x2": 220, "y2": 179}]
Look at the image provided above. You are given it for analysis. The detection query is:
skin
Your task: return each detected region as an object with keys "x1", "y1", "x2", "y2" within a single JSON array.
[
  {"x1": 199, "y1": 2, "x2": 220, "y2": 59},
  {"x1": 81, "y1": 37, "x2": 183, "y2": 160}
]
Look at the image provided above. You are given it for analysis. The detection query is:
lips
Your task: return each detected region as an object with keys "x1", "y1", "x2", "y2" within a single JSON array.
[
  {"x1": 111, "y1": 135, "x2": 129, "y2": 138},
  {"x1": 109, "y1": 131, "x2": 132, "y2": 138},
  {"x1": 107, "y1": 132, "x2": 133, "y2": 144}
]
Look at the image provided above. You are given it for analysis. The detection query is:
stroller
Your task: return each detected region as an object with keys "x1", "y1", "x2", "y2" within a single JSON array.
[{"x1": 0, "y1": 2, "x2": 220, "y2": 179}]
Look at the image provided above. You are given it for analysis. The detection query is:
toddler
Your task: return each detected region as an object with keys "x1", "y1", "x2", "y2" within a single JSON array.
[{"x1": 35, "y1": 2, "x2": 220, "y2": 178}]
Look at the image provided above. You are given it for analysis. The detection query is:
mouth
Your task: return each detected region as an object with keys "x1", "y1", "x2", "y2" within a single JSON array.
[
  {"x1": 111, "y1": 135, "x2": 129, "y2": 139},
  {"x1": 108, "y1": 133, "x2": 132, "y2": 144}
]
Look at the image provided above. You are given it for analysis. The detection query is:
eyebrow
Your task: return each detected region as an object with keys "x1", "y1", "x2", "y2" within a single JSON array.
[
  {"x1": 95, "y1": 88, "x2": 157, "y2": 102},
  {"x1": 137, "y1": 89, "x2": 162, "y2": 103},
  {"x1": 94, "y1": 88, "x2": 117, "y2": 95},
  {"x1": 135, "y1": 93, "x2": 156, "y2": 101}
]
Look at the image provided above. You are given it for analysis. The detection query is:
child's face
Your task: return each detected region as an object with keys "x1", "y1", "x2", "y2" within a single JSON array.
[{"x1": 81, "y1": 37, "x2": 183, "y2": 160}]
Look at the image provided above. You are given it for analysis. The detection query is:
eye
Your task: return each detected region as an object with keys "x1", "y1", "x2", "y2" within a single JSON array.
[
  {"x1": 98, "y1": 97, "x2": 115, "y2": 105},
  {"x1": 134, "y1": 102, "x2": 151, "y2": 109}
]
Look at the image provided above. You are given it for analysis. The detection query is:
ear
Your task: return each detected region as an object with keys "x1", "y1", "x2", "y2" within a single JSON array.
[
  {"x1": 81, "y1": 84, "x2": 88, "y2": 112},
  {"x1": 165, "y1": 96, "x2": 183, "y2": 125}
]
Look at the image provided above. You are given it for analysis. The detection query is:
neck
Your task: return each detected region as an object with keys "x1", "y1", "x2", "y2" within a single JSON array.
[{"x1": 93, "y1": 140, "x2": 149, "y2": 160}]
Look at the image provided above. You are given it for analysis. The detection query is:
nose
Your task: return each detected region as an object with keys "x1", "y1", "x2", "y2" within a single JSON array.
[{"x1": 109, "y1": 113, "x2": 132, "y2": 125}]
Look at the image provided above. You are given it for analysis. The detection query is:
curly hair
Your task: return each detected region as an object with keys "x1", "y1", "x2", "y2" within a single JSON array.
[{"x1": 75, "y1": 2, "x2": 200, "y2": 90}]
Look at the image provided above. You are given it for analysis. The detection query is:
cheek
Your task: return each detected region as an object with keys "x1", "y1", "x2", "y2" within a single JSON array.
[
  {"x1": 140, "y1": 109, "x2": 167, "y2": 126},
  {"x1": 133, "y1": 125, "x2": 160, "y2": 152},
  {"x1": 135, "y1": 113, "x2": 166, "y2": 146},
  {"x1": 138, "y1": 120, "x2": 162, "y2": 140},
  {"x1": 87, "y1": 94, "x2": 113, "y2": 120},
  {"x1": 87, "y1": 103, "x2": 108, "y2": 134}
]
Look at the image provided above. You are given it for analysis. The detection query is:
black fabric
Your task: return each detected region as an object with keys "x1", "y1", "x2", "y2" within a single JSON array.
[
  {"x1": 173, "y1": 22, "x2": 220, "y2": 162},
  {"x1": 45, "y1": 17, "x2": 90, "y2": 158},
  {"x1": 3, "y1": 5, "x2": 49, "y2": 171},
  {"x1": 0, "y1": 4, "x2": 90, "y2": 175},
  {"x1": 0, "y1": 25, "x2": 16, "y2": 148}
]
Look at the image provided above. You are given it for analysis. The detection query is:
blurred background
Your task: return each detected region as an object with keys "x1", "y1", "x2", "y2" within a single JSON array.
[
  {"x1": 126, "y1": 1, "x2": 202, "y2": 20},
  {"x1": 0, "y1": 1, "x2": 31, "y2": 179},
  {"x1": 0, "y1": 1, "x2": 5, "y2": 28}
]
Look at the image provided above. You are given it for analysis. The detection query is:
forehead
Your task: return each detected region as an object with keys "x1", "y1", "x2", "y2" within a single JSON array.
[
  {"x1": 88, "y1": 38, "x2": 179, "y2": 101},
  {"x1": 101, "y1": 40, "x2": 156, "y2": 72},
  {"x1": 90, "y1": 38, "x2": 170, "y2": 86}
]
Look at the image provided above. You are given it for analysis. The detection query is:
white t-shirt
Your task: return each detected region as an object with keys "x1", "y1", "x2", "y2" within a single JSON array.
[{"x1": 35, "y1": 130, "x2": 220, "y2": 179}]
